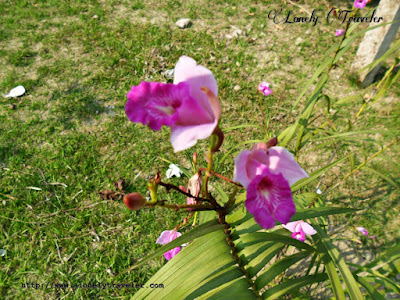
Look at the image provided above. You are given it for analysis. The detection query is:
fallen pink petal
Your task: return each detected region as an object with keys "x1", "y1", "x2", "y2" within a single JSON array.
[
  {"x1": 354, "y1": 0, "x2": 367, "y2": 9},
  {"x1": 258, "y1": 82, "x2": 272, "y2": 96},
  {"x1": 356, "y1": 227, "x2": 368, "y2": 236},
  {"x1": 335, "y1": 29, "x2": 345, "y2": 37}
]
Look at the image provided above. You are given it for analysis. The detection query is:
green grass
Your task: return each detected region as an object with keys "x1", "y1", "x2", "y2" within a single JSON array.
[{"x1": 0, "y1": 0, "x2": 399, "y2": 298}]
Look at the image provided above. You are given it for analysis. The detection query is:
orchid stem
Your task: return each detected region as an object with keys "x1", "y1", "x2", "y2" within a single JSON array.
[
  {"x1": 158, "y1": 180, "x2": 213, "y2": 203},
  {"x1": 149, "y1": 201, "x2": 215, "y2": 211}
]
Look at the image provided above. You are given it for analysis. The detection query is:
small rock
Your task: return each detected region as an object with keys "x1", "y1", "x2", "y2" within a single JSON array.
[
  {"x1": 92, "y1": 15, "x2": 99, "y2": 19},
  {"x1": 233, "y1": 85, "x2": 241, "y2": 91},
  {"x1": 0, "y1": 249, "x2": 6, "y2": 257},
  {"x1": 295, "y1": 37, "x2": 304, "y2": 45},
  {"x1": 225, "y1": 26, "x2": 245, "y2": 39},
  {"x1": 176, "y1": 18, "x2": 192, "y2": 29}
]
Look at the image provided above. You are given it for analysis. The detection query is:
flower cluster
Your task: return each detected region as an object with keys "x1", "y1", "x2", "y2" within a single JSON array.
[{"x1": 125, "y1": 56, "x2": 310, "y2": 259}]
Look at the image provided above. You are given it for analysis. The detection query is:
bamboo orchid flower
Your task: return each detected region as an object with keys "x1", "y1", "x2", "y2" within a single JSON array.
[
  {"x1": 233, "y1": 143, "x2": 308, "y2": 229},
  {"x1": 156, "y1": 229, "x2": 182, "y2": 260},
  {"x1": 126, "y1": 56, "x2": 221, "y2": 152},
  {"x1": 283, "y1": 220, "x2": 317, "y2": 242}
]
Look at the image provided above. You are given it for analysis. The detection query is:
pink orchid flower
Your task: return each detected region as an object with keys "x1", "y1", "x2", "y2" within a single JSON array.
[
  {"x1": 126, "y1": 56, "x2": 221, "y2": 152},
  {"x1": 233, "y1": 144, "x2": 309, "y2": 188},
  {"x1": 258, "y1": 82, "x2": 272, "y2": 96},
  {"x1": 233, "y1": 143, "x2": 308, "y2": 229},
  {"x1": 283, "y1": 220, "x2": 317, "y2": 242},
  {"x1": 356, "y1": 227, "x2": 368, "y2": 236},
  {"x1": 354, "y1": 0, "x2": 367, "y2": 9},
  {"x1": 156, "y1": 229, "x2": 182, "y2": 260},
  {"x1": 335, "y1": 29, "x2": 345, "y2": 37}
]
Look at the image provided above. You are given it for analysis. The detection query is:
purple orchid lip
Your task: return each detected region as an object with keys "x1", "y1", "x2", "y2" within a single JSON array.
[{"x1": 246, "y1": 169, "x2": 296, "y2": 229}]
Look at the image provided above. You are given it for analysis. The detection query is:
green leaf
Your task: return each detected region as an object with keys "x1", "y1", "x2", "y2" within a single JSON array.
[
  {"x1": 313, "y1": 225, "x2": 364, "y2": 300},
  {"x1": 255, "y1": 251, "x2": 313, "y2": 290},
  {"x1": 224, "y1": 124, "x2": 264, "y2": 132},
  {"x1": 355, "y1": 276, "x2": 385, "y2": 300},
  {"x1": 236, "y1": 232, "x2": 317, "y2": 253},
  {"x1": 197, "y1": 277, "x2": 257, "y2": 300},
  {"x1": 133, "y1": 230, "x2": 240, "y2": 299},
  {"x1": 261, "y1": 273, "x2": 328, "y2": 299},
  {"x1": 211, "y1": 183, "x2": 229, "y2": 204},
  {"x1": 363, "y1": 244, "x2": 400, "y2": 277},
  {"x1": 245, "y1": 242, "x2": 285, "y2": 278},
  {"x1": 363, "y1": 166, "x2": 400, "y2": 189},
  {"x1": 350, "y1": 263, "x2": 400, "y2": 294},
  {"x1": 130, "y1": 219, "x2": 223, "y2": 269}
]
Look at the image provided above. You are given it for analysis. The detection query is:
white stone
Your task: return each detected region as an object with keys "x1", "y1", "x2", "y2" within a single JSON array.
[
  {"x1": 176, "y1": 18, "x2": 192, "y2": 29},
  {"x1": 2, "y1": 85, "x2": 25, "y2": 98},
  {"x1": 351, "y1": 0, "x2": 400, "y2": 86},
  {"x1": 233, "y1": 85, "x2": 241, "y2": 91}
]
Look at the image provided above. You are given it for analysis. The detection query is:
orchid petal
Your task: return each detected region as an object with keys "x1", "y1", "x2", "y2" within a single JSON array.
[
  {"x1": 282, "y1": 221, "x2": 299, "y2": 233},
  {"x1": 164, "y1": 247, "x2": 181, "y2": 260},
  {"x1": 266, "y1": 146, "x2": 309, "y2": 186},
  {"x1": 300, "y1": 222, "x2": 317, "y2": 235},
  {"x1": 233, "y1": 149, "x2": 252, "y2": 187},
  {"x1": 170, "y1": 119, "x2": 218, "y2": 152},
  {"x1": 174, "y1": 56, "x2": 218, "y2": 117}
]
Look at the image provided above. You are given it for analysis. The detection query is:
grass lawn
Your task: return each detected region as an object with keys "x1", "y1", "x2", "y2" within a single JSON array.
[{"x1": 0, "y1": 0, "x2": 399, "y2": 298}]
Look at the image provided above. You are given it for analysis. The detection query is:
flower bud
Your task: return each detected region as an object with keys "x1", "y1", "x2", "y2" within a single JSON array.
[
  {"x1": 265, "y1": 136, "x2": 278, "y2": 149},
  {"x1": 123, "y1": 193, "x2": 146, "y2": 211},
  {"x1": 147, "y1": 179, "x2": 158, "y2": 204},
  {"x1": 192, "y1": 153, "x2": 197, "y2": 166}
]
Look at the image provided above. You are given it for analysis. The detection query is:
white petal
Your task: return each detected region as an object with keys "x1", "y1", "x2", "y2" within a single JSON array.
[{"x1": 166, "y1": 164, "x2": 183, "y2": 178}]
